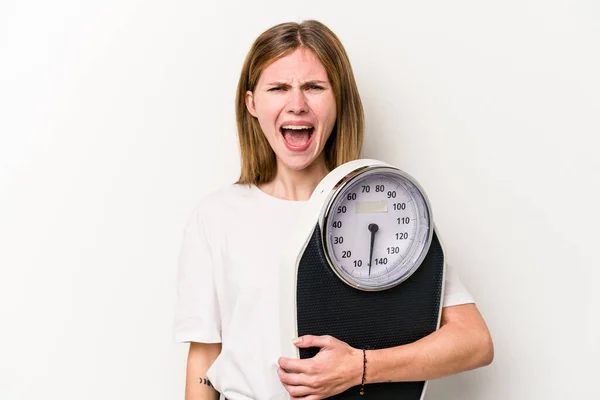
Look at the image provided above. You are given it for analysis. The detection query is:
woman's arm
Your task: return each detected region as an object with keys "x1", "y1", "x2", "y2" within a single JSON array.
[
  {"x1": 278, "y1": 303, "x2": 493, "y2": 399},
  {"x1": 365, "y1": 303, "x2": 494, "y2": 383},
  {"x1": 185, "y1": 342, "x2": 222, "y2": 400}
]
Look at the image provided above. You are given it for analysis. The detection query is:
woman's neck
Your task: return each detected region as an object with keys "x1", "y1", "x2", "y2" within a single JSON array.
[{"x1": 259, "y1": 157, "x2": 329, "y2": 201}]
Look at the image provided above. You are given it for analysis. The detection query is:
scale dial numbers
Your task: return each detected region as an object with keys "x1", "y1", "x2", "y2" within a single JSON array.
[{"x1": 323, "y1": 168, "x2": 432, "y2": 291}]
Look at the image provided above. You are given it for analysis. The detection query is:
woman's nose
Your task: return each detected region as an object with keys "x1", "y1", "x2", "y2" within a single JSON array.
[{"x1": 286, "y1": 89, "x2": 308, "y2": 114}]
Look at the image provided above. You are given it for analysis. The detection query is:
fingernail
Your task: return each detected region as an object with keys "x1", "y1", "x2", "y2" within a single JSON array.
[{"x1": 292, "y1": 337, "x2": 301, "y2": 344}]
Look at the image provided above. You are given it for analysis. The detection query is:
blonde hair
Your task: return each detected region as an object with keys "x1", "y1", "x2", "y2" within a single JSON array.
[{"x1": 235, "y1": 20, "x2": 364, "y2": 185}]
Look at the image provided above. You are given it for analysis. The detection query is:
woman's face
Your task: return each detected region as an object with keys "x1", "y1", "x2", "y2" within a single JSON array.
[{"x1": 246, "y1": 48, "x2": 337, "y2": 172}]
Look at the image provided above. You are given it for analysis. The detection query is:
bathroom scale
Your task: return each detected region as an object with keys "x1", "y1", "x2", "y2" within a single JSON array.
[{"x1": 279, "y1": 159, "x2": 446, "y2": 399}]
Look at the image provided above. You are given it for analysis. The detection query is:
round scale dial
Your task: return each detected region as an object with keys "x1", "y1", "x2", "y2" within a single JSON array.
[{"x1": 322, "y1": 167, "x2": 433, "y2": 291}]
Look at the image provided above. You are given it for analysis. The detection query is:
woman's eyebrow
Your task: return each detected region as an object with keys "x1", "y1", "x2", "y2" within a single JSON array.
[
  {"x1": 266, "y1": 81, "x2": 291, "y2": 87},
  {"x1": 302, "y1": 80, "x2": 328, "y2": 86}
]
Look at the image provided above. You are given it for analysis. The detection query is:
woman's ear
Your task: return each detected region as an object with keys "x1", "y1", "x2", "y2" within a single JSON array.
[{"x1": 246, "y1": 91, "x2": 257, "y2": 118}]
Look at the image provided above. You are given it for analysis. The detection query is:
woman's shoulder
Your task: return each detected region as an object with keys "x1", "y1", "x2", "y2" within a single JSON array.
[
  {"x1": 198, "y1": 183, "x2": 253, "y2": 203},
  {"x1": 189, "y1": 183, "x2": 258, "y2": 221}
]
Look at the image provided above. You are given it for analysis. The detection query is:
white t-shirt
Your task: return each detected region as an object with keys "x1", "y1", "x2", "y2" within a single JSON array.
[{"x1": 174, "y1": 184, "x2": 474, "y2": 400}]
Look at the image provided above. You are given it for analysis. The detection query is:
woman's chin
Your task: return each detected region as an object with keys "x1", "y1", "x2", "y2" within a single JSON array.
[{"x1": 277, "y1": 153, "x2": 322, "y2": 172}]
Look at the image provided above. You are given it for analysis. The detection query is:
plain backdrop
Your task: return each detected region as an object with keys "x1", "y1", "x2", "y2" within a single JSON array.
[{"x1": 1, "y1": 0, "x2": 599, "y2": 399}]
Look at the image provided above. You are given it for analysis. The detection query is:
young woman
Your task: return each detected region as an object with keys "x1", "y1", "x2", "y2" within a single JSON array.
[{"x1": 175, "y1": 20, "x2": 493, "y2": 400}]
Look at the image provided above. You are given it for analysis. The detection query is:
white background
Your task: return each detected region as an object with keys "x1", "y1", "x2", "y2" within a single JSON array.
[{"x1": 1, "y1": 0, "x2": 599, "y2": 399}]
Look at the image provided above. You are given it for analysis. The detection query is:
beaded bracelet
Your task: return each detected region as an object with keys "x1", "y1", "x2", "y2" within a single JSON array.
[{"x1": 360, "y1": 348, "x2": 367, "y2": 395}]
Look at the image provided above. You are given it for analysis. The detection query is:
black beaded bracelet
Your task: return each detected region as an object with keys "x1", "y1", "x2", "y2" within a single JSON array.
[{"x1": 360, "y1": 348, "x2": 367, "y2": 395}]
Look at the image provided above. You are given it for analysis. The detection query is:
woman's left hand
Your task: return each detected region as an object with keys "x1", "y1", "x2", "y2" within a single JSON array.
[{"x1": 278, "y1": 335, "x2": 363, "y2": 400}]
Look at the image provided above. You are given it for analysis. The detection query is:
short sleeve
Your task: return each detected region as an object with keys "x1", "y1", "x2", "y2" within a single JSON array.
[
  {"x1": 442, "y1": 263, "x2": 475, "y2": 307},
  {"x1": 173, "y1": 209, "x2": 222, "y2": 343}
]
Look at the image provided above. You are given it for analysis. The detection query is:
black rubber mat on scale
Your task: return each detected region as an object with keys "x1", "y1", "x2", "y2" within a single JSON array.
[{"x1": 296, "y1": 225, "x2": 444, "y2": 399}]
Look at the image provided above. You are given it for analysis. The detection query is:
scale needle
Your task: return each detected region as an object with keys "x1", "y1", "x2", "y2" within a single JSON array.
[{"x1": 368, "y1": 223, "x2": 379, "y2": 277}]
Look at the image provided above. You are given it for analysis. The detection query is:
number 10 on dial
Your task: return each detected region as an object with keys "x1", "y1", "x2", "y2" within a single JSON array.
[{"x1": 322, "y1": 167, "x2": 433, "y2": 291}]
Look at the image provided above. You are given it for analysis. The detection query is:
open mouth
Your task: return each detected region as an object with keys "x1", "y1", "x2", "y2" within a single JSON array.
[{"x1": 280, "y1": 125, "x2": 314, "y2": 149}]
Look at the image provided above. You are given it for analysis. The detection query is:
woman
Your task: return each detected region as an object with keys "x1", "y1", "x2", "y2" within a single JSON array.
[{"x1": 175, "y1": 20, "x2": 493, "y2": 400}]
